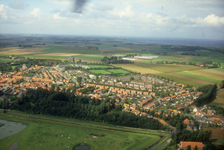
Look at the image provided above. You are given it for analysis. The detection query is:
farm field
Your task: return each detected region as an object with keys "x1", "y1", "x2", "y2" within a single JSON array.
[
  {"x1": 113, "y1": 64, "x2": 162, "y2": 74},
  {"x1": 164, "y1": 73, "x2": 214, "y2": 85},
  {"x1": 175, "y1": 71, "x2": 221, "y2": 84},
  {"x1": 74, "y1": 55, "x2": 104, "y2": 60},
  {"x1": 135, "y1": 64, "x2": 201, "y2": 73},
  {"x1": 204, "y1": 128, "x2": 224, "y2": 145},
  {"x1": 185, "y1": 69, "x2": 224, "y2": 81},
  {"x1": 107, "y1": 69, "x2": 130, "y2": 74},
  {"x1": 212, "y1": 88, "x2": 224, "y2": 106},
  {"x1": 0, "y1": 111, "x2": 166, "y2": 150},
  {"x1": 87, "y1": 65, "x2": 109, "y2": 68},
  {"x1": 89, "y1": 70, "x2": 111, "y2": 75}
]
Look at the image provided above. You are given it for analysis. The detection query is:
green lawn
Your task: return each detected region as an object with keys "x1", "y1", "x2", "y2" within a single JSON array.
[
  {"x1": 0, "y1": 111, "x2": 164, "y2": 150},
  {"x1": 89, "y1": 70, "x2": 111, "y2": 74},
  {"x1": 175, "y1": 72, "x2": 221, "y2": 84},
  {"x1": 107, "y1": 69, "x2": 129, "y2": 74}
]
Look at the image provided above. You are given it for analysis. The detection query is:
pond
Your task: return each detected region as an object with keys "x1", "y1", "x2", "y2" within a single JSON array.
[
  {"x1": 0, "y1": 119, "x2": 27, "y2": 140},
  {"x1": 74, "y1": 145, "x2": 90, "y2": 150}
]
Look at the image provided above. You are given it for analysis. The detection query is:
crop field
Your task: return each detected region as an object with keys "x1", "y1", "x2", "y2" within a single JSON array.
[
  {"x1": 107, "y1": 69, "x2": 130, "y2": 74},
  {"x1": 74, "y1": 55, "x2": 104, "y2": 60},
  {"x1": 20, "y1": 55, "x2": 68, "y2": 60},
  {"x1": 175, "y1": 72, "x2": 221, "y2": 84},
  {"x1": 204, "y1": 128, "x2": 224, "y2": 145},
  {"x1": 113, "y1": 64, "x2": 162, "y2": 74},
  {"x1": 0, "y1": 111, "x2": 166, "y2": 150},
  {"x1": 0, "y1": 47, "x2": 43, "y2": 55},
  {"x1": 87, "y1": 65, "x2": 109, "y2": 68},
  {"x1": 164, "y1": 73, "x2": 214, "y2": 85},
  {"x1": 89, "y1": 70, "x2": 111, "y2": 75},
  {"x1": 37, "y1": 53, "x2": 81, "y2": 57},
  {"x1": 185, "y1": 69, "x2": 224, "y2": 81},
  {"x1": 212, "y1": 88, "x2": 224, "y2": 106},
  {"x1": 135, "y1": 64, "x2": 201, "y2": 73}
]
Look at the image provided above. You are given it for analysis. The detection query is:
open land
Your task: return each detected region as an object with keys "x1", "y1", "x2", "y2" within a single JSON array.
[
  {"x1": 175, "y1": 72, "x2": 221, "y2": 84},
  {"x1": 204, "y1": 128, "x2": 224, "y2": 145},
  {"x1": 185, "y1": 69, "x2": 224, "y2": 81},
  {"x1": 89, "y1": 70, "x2": 111, "y2": 75},
  {"x1": 0, "y1": 111, "x2": 166, "y2": 150},
  {"x1": 164, "y1": 73, "x2": 214, "y2": 85},
  {"x1": 107, "y1": 69, "x2": 130, "y2": 74},
  {"x1": 113, "y1": 64, "x2": 163, "y2": 74},
  {"x1": 212, "y1": 88, "x2": 224, "y2": 106}
]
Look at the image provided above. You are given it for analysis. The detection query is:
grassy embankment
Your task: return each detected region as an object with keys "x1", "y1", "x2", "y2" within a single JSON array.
[{"x1": 0, "y1": 111, "x2": 169, "y2": 150}]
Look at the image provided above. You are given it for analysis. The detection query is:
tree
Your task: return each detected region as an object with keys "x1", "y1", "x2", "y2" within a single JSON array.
[
  {"x1": 186, "y1": 145, "x2": 191, "y2": 150},
  {"x1": 77, "y1": 77, "x2": 82, "y2": 87},
  {"x1": 220, "y1": 80, "x2": 224, "y2": 88},
  {"x1": 130, "y1": 77, "x2": 134, "y2": 81},
  {"x1": 194, "y1": 145, "x2": 198, "y2": 150}
]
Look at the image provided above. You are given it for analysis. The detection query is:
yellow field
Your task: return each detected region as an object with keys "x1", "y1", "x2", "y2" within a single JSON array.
[
  {"x1": 0, "y1": 47, "x2": 43, "y2": 55},
  {"x1": 37, "y1": 53, "x2": 81, "y2": 57},
  {"x1": 185, "y1": 69, "x2": 224, "y2": 80},
  {"x1": 113, "y1": 64, "x2": 162, "y2": 74}
]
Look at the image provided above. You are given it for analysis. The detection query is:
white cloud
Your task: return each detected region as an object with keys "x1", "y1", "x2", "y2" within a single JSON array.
[
  {"x1": 203, "y1": 14, "x2": 224, "y2": 26},
  {"x1": 30, "y1": 8, "x2": 41, "y2": 18},
  {"x1": 116, "y1": 5, "x2": 133, "y2": 18},
  {"x1": 0, "y1": 4, "x2": 8, "y2": 19}
]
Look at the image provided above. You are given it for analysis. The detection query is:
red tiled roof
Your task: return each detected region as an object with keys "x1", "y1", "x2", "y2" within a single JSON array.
[{"x1": 181, "y1": 141, "x2": 203, "y2": 149}]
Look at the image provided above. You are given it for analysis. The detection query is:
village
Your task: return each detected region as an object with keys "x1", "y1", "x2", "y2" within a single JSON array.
[{"x1": 0, "y1": 62, "x2": 223, "y2": 133}]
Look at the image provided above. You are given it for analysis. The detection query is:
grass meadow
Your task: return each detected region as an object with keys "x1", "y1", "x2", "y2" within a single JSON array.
[
  {"x1": 212, "y1": 88, "x2": 224, "y2": 106},
  {"x1": 156, "y1": 73, "x2": 204, "y2": 87},
  {"x1": 89, "y1": 70, "x2": 111, "y2": 75},
  {"x1": 135, "y1": 64, "x2": 201, "y2": 73},
  {"x1": 107, "y1": 69, "x2": 130, "y2": 74},
  {"x1": 0, "y1": 111, "x2": 166, "y2": 150},
  {"x1": 175, "y1": 72, "x2": 221, "y2": 84}
]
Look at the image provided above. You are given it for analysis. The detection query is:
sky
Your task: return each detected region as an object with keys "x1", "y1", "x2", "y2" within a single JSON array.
[{"x1": 0, "y1": 0, "x2": 224, "y2": 40}]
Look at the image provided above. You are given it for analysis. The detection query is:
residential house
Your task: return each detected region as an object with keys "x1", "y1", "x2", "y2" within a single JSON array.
[{"x1": 179, "y1": 141, "x2": 203, "y2": 150}]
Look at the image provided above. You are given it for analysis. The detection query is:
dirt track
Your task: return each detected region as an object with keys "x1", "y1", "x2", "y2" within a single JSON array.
[{"x1": 165, "y1": 73, "x2": 214, "y2": 85}]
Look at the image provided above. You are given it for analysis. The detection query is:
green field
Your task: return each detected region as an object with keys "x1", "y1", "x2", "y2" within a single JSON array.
[
  {"x1": 89, "y1": 70, "x2": 111, "y2": 74},
  {"x1": 0, "y1": 59, "x2": 13, "y2": 63},
  {"x1": 156, "y1": 73, "x2": 203, "y2": 87},
  {"x1": 75, "y1": 55, "x2": 104, "y2": 60},
  {"x1": 135, "y1": 64, "x2": 201, "y2": 73},
  {"x1": 0, "y1": 111, "x2": 167, "y2": 150},
  {"x1": 19, "y1": 55, "x2": 68, "y2": 60},
  {"x1": 107, "y1": 69, "x2": 130, "y2": 74},
  {"x1": 175, "y1": 72, "x2": 221, "y2": 84}
]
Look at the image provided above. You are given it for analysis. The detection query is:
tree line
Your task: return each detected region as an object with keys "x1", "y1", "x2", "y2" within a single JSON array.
[
  {"x1": 9, "y1": 88, "x2": 168, "y2": 130},
  {"x1": 194, "y1": 84, "x2": 217, "y2": 107}
]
